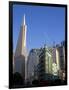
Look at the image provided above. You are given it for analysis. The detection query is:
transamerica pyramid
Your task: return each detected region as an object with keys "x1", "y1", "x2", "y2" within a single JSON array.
[
  {"x1": 15, "y1": 14, "x2": 27, "y2": 57},
  {"x1": 14, "y1": 14, "x2": 27, "y2": 82}
]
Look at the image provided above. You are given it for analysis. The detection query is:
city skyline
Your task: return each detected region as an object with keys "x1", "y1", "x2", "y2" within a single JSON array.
[{"x1": 13, "y1": 5, "x2": 65, "y2": 52}]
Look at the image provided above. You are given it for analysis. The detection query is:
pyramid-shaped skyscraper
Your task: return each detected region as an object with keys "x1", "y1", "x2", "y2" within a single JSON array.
[{"x1": 14, "y1": 14, "x2": 27, "y2": 82}]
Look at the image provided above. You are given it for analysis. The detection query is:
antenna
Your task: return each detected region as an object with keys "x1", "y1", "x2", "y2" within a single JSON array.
[{"x1": 24, "y1": 14, "x2": 26, "y2": 25}]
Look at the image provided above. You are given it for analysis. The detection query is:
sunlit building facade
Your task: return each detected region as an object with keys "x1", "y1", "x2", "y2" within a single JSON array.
[{"x1": 56, "y1": 41, "x2": 65, "y2": 80}]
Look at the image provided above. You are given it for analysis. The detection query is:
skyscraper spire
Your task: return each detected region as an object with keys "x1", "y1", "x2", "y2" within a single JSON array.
[{"x1": 24, "y1": 14, "x2": 26, "y2": 25}]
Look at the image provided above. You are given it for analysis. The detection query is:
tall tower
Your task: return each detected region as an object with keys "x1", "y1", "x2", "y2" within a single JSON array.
[
  {"x1": 14, "y1": 14, "x2": 27, "y2": 81},
  {"x1": 15, "y1": 14, "x2": 27, "y2": 57}
]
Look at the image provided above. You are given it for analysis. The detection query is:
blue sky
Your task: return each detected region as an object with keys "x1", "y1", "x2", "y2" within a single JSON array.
[{"x1": 13, "y1": 4, "x2": 65, "y2": 52}]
